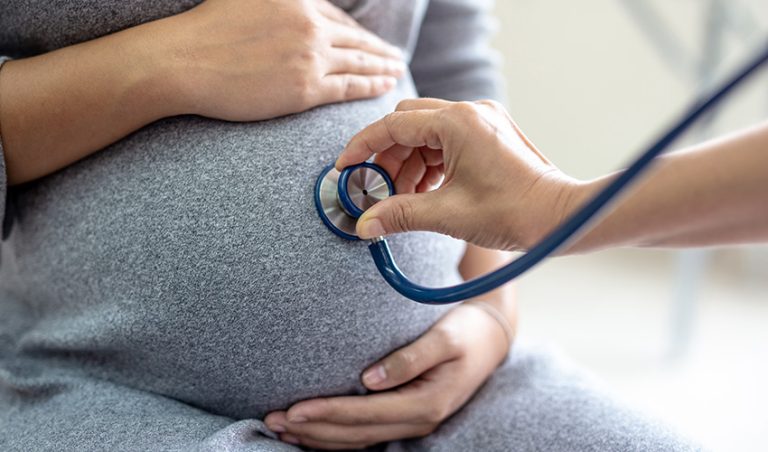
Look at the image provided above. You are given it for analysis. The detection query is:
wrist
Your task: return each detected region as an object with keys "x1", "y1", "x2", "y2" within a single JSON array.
[
  {"x1": 557, "y1": 177, "x2": 614, "y2": 254},
  {"x1": 518, "y1": 173, "x2": 588, "y2": 251},
  {"x1": 464, "y1": 301, "x2": 516, "y2": 346},
  {"x1": 116, "y1": 17, "x2": 193, "y2": 120}
]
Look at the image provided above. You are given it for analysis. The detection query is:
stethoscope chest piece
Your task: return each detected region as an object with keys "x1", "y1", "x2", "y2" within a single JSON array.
[{"x1": 315, "y1": 162, "x2": 395, "y2": 240}]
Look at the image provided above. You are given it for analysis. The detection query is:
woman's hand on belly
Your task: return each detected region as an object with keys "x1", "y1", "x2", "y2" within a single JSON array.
[
  {"x1": 168, "y1": 0, "x2": 406, "y2": 121},
  {"x1": 0, "y1": 0, "x2": 404, "y2": 184},
  {"x1": 264, "y1": 304, "x2": 513, "y2": 449}
]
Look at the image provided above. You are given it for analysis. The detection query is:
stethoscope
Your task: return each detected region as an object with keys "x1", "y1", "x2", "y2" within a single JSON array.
[{"x1": 315, "y1": 43, "x2": 768, "y2": 305}]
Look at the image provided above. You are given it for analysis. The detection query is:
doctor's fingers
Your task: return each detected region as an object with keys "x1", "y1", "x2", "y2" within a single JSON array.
[
  {"x1": 417, "y1": 164, "x2": 445, "y2": 192},
  {"x1": 338, "y1": 109, "x2": 450, "y2": 170},
  {"x1": 396, "y1": 97, "x2": 453, "y2": 111},
  {"x1": 356, "y1": 189, "x2": 448, "y2": 239}
]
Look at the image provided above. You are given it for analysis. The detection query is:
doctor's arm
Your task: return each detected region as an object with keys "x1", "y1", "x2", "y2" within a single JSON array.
[
  {"x1": 337, "y1": 98, "x2": 768, "y2": 253},
  {"x1": 561, "y1": 124, "x2": 768, "y2": 252}
]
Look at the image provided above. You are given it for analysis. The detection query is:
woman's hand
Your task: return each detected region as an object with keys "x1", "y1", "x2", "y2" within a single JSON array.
[
  {"x1": 264, "y1": 304, "x2": 512, "y2": 449},
  {"x1": 335, "y1": 98, "x2": 582, "y2": 252},
  {"x1": 163, "y1": 0, "x2": 405, "y2": 121},
  {"x1": 0, "y1": 0, "x2": 405, "y2": 185}
]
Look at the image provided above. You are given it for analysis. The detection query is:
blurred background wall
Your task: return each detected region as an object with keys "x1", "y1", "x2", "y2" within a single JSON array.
[{"x1": 490, "y1": 1, "x2": 768, "y2": 450}]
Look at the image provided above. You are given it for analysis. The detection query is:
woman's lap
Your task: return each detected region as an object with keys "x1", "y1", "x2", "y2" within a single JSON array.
[
  {"x1": 389, "y1": 342, "x2": 703, "y2": 452},
  {"x1": 0, "y1": 344, "x2": 702, "y2": 452}
]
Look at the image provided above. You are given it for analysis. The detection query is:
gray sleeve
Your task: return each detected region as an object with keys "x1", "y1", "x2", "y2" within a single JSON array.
[
  {"x1": 0, "y1": 57, "x2": 10, "y2": 237},
  {"x1": 410, "y1": 0, "x2": 506, "y2": 103}
]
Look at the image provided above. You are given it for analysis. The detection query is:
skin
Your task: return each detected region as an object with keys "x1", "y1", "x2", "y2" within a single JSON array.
[
  {"x1": 336, "y1": 98, "x2": 768, "y2": 254},
  {"x1": 0, "y1": 2, "x2": 517, "y2": 449},
  {"x1": 264, "y1": 244, "x2": 516, "y2": 449},
  {"x1": 0, "y1": 0, "x2": 406, "y2": 184}
]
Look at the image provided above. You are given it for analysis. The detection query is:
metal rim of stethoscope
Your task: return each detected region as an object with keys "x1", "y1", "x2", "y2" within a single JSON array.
[
  {"x1": 315, "y1": 41, "x2": 768, "y2": 305},
  {"x1": 315, "y1": 162, "x2": 394, "y2": 241}
]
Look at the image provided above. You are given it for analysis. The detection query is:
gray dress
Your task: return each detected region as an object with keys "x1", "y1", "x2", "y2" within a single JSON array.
[{"x1": 0, "y1": 1, "x2": 701, "y2": 450}]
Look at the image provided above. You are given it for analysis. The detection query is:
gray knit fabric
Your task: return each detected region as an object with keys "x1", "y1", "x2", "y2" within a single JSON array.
[{"x1": 0, "y1": 1, "x2": 701, "y2": 451}]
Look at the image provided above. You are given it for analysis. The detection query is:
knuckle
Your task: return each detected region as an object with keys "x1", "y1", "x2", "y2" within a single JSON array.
[
  {"x1": 295, "y1": 17, "x2": 320, "y2": 40},
  {"x1": 393, "y1": 348, "x2": 418, "y2": 374},
  {"x1": 416, "y1": 423, "x2": 438, "y2": 437},
  {"x1": 343, "y1": 75, "x2": 362, "y2": 98},
  {"x1": 293, "y1": 75, "x2": 317, "y2": 105},
  {"x1": 310, "y1": 397, "x2": 334, "y2": 417},
  {"x1": 432, "y1": 324, "x2": 463, "y2": 356},
  {"x1": 384, "y1": 111, "x2": 409, "y2": 135},
  {"x1": 353, "y1": 409, "x2": 376, "y2": 424},
  {"x1": 448, "y1": 101, "x2": 482, "y2": 122},
  {"x1": 355, "y1": 51, "x2": 370, "y2": 69},
  {"x1": 477, "y1": 99, "x2": 504, "y2": 112},
  {"x1": 391, "y1": 198, "x2": 415, "y2": 231},
  {"x1": 424, "y1": 404, "x2": 449, "y2": 424},
  {"x1": 296, "y1": 46, "x2": 321, "y2": 68},
  {"x1": 351, "y1": 29, "x2": 369, "y2": 47},
  {"x1": 396, "y1": 99, "x2": 413, "y2": 111}
]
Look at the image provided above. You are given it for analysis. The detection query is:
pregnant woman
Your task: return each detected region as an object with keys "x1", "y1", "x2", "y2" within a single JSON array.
[{"x1": 0, "y1": 1, "x2": 699, "y2": 450}]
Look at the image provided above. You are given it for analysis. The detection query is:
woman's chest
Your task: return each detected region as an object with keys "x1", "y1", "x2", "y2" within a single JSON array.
[{"x1": 0, "y1": 0, "x2": 429, "y2": 57}]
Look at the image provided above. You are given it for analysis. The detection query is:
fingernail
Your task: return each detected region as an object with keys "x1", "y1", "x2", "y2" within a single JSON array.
[
  {"x1": 359, "y1": 218, "x2": 386, "y2": 238},
  {"x1": 362, "y1": 364, "x2": 387, "y2": 386},
  {"x1": 282, "y1": 434, "x2": 301, "y2": 445},
  {"x1": 287, "y1": 415, "x2": 307, "y2": 424},
  {"x1": 268, "y1": 424, "x2": 286, "y2": 433}
]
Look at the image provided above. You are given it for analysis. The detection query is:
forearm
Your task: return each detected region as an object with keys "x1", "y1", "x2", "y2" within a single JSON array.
[
  {"x1": 0, "y1": 19, "x2": 181, "y2": 185},
  {"x1": 564, "y1": 122, "x2": 768, "y2": 253},
  {"x1": 458, "y1": 244, "x2": 517, "y2": 336}
]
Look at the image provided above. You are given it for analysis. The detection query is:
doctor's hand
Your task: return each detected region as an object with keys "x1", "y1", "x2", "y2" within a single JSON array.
[
  {"x1": 336, "y1": 98, "x2": 582, "y2": 251},
  {"x1": 264, "y1": 304, "x2": 511, "y2": 449}
]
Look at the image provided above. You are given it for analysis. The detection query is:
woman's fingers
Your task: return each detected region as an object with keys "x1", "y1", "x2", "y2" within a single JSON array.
[
  {"x1": 327, "y1": 48, "x2": 405, "y2": 77},
  {"x1": 284, "y1": 436, "x2": 366, "y2": 451},
  {"x1": 329, "y1": 23, "x2": 403, "y2": 59},
  {"x1": 320, "y1": 74, "x2": 397, "y2": 104},
  {"x1": 280, "y1": 388, "x2": 436, "y2": 425},
  {"x1": 276, "y1": 418, "x2": 431, "y2": 448},
  {"x1": 362, "y1": 324, "x2": 459, "y2": 391}
]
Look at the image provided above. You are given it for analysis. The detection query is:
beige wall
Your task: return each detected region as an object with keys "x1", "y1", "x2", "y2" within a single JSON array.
[{"x1": 492, "y1": 0, "x2": 768, "y2": 179}]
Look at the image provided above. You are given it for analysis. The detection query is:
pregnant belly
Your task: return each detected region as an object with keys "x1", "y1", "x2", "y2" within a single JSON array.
[{"x1": 11, "y1": 83, "x2": 463, "y2": 418}]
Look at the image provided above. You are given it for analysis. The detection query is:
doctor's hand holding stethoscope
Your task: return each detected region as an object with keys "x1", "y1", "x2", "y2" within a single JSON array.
[{"x1": 336, "y1": 98, "x2": 768, "y2": 255}]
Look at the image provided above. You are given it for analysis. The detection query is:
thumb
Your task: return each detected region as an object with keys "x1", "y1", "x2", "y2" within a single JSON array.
[
  {"x1": 356, "y1": 191, "x2": 444, "y2": 239},
  {"x1": 361, "y1": 324, "x2": 454, "y2": 390}
]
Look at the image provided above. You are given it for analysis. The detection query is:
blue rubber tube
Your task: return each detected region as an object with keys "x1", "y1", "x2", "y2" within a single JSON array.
[{"x1": 368, "y1": 42, "x2": 768, "y2": 305}]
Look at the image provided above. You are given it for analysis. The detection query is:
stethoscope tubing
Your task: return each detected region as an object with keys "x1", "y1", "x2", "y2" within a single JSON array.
[{"x1": 368, "y1": 42, "x2": 768, "y2": 305}]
